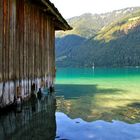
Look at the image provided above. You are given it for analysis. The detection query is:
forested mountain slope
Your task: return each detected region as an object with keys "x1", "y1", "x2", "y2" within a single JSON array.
[{"x1": 56, "y1": 7, "x2": 140, "y2": 67}]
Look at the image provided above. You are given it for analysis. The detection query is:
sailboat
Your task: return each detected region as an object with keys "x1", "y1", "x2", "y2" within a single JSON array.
[{"x1": 92, "y1": 62, "x2": 95, "y2": 69}]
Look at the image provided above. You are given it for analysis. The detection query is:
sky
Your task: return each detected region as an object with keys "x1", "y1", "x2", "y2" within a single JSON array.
[{"x1": 50, "y1": 0, "x2": 140, "y2": 19}]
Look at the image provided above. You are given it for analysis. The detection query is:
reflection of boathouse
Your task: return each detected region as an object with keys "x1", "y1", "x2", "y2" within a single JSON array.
[
  {"x1": 0, "y1": 0, "x2": 71, "y2": 107},
  {"x1": 0, "y1": 94, "x2": 56, "y2": 140}
]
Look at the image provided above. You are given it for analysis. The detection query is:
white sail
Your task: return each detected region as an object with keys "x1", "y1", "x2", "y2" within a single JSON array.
[{"x1": 92, "y1": 62, "x2": 95, "y2": 69}]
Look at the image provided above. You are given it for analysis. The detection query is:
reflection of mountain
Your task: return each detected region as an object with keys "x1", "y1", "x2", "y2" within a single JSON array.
[
  {"x1": 56, "y1": 84, "x2": 140, "y2": 123},
  {"x1": 0, "y1": 95, "x2": 56, "y2": 140},
  {"x1": 56, "y1": 112, "x2": 140, "y2": 140}
]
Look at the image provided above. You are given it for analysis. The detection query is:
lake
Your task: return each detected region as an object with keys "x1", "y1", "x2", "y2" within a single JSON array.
[
  {"x1": 55, "y1": 68, "x2": 140, "y2": 140},
  {"x1": 0, "y1": 68, "x2": 140, "y2": 140}
]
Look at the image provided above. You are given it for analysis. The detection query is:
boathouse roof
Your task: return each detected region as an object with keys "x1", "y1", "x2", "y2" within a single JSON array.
[{"x1": 33, "y1": 0, "x2": 72, "y2": 30}]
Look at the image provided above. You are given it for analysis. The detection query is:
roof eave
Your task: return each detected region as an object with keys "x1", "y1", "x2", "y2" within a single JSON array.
[{"x1": 41, "y1": 0, "x2": 72, "y2": 31}]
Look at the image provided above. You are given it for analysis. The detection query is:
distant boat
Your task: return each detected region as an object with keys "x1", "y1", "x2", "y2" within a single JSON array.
[
  {"x1": 136, "y1": 66, "x2": 140, "y2": 68},
  {"x1": 92, "y1": 63, "x2": 95, "y2": 69}
]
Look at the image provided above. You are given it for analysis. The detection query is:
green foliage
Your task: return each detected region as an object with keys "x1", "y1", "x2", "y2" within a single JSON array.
[{"x1": 96, "y1": 10, "x2": 140, "y2": 42}]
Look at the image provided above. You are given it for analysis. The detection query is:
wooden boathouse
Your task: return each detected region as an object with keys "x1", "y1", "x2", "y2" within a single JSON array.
[{"x1": 0, "y1": 0, "x2": 71, "y2": 108}]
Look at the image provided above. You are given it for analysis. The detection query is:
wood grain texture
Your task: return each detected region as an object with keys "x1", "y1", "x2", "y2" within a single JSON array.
[{"x1": 0, "y1": 0, "x2": 56, "y2": 106}]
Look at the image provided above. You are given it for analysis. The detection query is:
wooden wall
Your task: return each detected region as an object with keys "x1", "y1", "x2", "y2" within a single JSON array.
[{"x1": 0, "y1": 0, "x2": 56, "y2": 107}]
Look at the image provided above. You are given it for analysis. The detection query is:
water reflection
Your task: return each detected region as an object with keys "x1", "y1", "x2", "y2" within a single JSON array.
[
  {"x1": 1, "y1": 67, "x2": 140, "y2": 140},
  {"x1": 0, "y1": 94, "x2": 56, "y2": 140},
  {"x1": 56, "y1": 112, "x2": 140, "y2": 140},
  {"x1": 0, "y1": 91, "x2": 140, "y2": 140},
  {"x1": 55, "y1": 84, "x2": 140, "y2": 123},
  {"x1": 54, "y1": 68, "x2": 140, "y2": 125}
]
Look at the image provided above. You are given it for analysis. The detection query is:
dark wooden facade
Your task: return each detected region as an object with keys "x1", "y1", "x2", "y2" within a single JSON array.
[{"x1": 0, "y1": 0, "x2": 71, "y2": 107}]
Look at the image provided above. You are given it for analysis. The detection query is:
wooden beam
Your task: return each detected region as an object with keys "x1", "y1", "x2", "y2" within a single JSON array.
[{"x1": 41, "y1": 0, "x2": 72, "y2": 30}]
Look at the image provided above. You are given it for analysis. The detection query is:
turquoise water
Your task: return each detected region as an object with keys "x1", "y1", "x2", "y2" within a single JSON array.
[
  {"x1": 55, "y1": 68, "x2": 140, "y2": 114},
  {"x1": 0, "y1": 68, "x2": 140, "y2": 140},
  {"x1": 55, "y1": 68, "x2": 140, "y2": 140}
]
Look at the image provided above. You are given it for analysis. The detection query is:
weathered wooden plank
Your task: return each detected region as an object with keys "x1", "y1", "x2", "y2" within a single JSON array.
[
  {"x1": 3, "y1": 0, "x2": 7, "y2": 83},
  {"x1": 12, "y1": 0, "x2": 16, "y2": 96},
  {"x1": 51, "y1": 21, "x2": 55, "y2": 78},
  {"x1": 34, "y1": 6, "x2": 38, "y2": 80},
  {"x1": 44, "y1": 16, "x2": 48, "y2": 81},
  {"x1": 30, "y1": 4, "x2": 34, "y2": 81},
  {"x1": 0, "y1": 0, "x2": 3, "y2": 83},
  {"x1": 9, "y1": 0, "x2": 13, "y2": 81},
  {"x1": 23, "y1": 2, "x2": 26, "y2": 80},
  {"x1": 32, "y1": 5, "x2": 35, "y2": 81},
  {"x1": 0, "y1": 0, "x2": 61, "y2": 106},
  {"x1": 26, "y1": 2, "x2": 30, "y2": 94},
  {"x1": 0, "y1": 0, "x2": 3, "y2": 101},
  {"x1": 35, "y1": 5, "x2": 39, "y2": 80},
  {"x1": 24, "y1": 2, "x2": 28, "y2": 94}
]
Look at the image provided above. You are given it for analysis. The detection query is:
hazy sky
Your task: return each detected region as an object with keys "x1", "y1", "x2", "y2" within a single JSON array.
[{"x1": 50, "y1": 0, "x2": 140, "y2": 19}]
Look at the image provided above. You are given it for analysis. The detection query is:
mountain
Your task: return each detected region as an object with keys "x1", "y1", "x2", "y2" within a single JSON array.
[
  {"x1": 55, "y1": 7, "x2": 140, "y2": 68},
  {"x1": 56, "y1": 7, "x2": 140, "y2": 38}
]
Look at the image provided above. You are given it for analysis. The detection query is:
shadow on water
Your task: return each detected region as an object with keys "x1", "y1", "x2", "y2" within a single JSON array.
[
  {"x1": 55, "y1": 84, "x2": 140, "y2": 124},
  {"x1": 0, "y1": 91, "x2": 140, "y2": 140},
  {"x1": 128, "y1": 102, "x2": 140, "y2": 109},
  {"x1": 55, "y1": 84, "x2": 125, "y2": 99},
  {"x1": 0, "y1": 94, "x2": 56, "y2": 140}
]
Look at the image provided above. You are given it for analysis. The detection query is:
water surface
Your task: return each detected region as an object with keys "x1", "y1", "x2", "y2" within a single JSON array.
[
  {"x1": 55, "y1": 68, "x2": 140, "y2": 140},
  {"x1": 0, "y1": 68, "x2": 140, "y2": 140}
]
